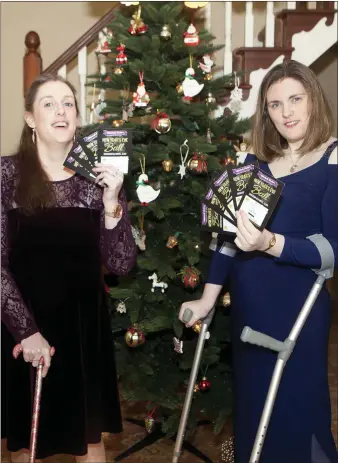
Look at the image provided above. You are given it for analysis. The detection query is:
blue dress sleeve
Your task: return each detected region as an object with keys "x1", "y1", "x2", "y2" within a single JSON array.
[
  {"x1": 206, "y1": 235, "x2": 237, "y2": 285},
  {"x1": 275, "y1": 148, "x2": 338, "y2": 270}
]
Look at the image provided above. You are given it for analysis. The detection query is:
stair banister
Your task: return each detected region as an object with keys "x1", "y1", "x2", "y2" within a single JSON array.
[{"x1": 23, "y1": 5, "x2": 118, "y2": 97}]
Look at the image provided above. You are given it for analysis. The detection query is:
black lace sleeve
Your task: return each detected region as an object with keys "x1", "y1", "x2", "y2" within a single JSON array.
[
  {"x1": 100, "y1": 187, "x2": 137, "y2": 275},
  {"x1": 1, "y1": 156, "x2": 39, "y2": 343}
]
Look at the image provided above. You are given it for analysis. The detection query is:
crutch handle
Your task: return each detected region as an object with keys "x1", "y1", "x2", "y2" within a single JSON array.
[
  {"x1": 241, "y1": 326, "x2": 285, "y2": 353},
  {"x1": 182, "y1": 307, "x2": 214, "y2": 328}
]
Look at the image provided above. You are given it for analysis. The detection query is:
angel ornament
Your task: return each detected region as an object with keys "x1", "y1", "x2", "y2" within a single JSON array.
[
  {"x1": 136, "y1": 155, "x2": 160, "y2": 206},
  {"x1": 182, "y1": 67, "x2": 204, "y2": 102},
  {"x1": 178, "y1": 139, "x2": 189, "y2": 180},
  {"x1": 227, "y1": 72, "x2": 243, "y2": 113},
  {"x1": 132, "y1": 226, "x2": 146, "y2": 250},
  {"x1": 131, "y1": 215, "x2": 146, "y2": 251},
  {"x1": 173, "y1": 337, "x2": 183, "y2": 354},
  {"x1": 199, "y1": 54, "x2": 214, "y2": 75},
  {"x1": 96, "y1": 28, "x2": 112, "y2": 54},
  {"x1": 116, "y1": 301, "x2": 127, "y2": 314},
  {"x1": 234, "y1": 140, "x2": 249, "y2": 165}
]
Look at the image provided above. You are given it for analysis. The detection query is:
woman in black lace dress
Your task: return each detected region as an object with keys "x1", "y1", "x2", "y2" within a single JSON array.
[{"x1": 1, "y1": 74, "x2": 137, "y2": 462}]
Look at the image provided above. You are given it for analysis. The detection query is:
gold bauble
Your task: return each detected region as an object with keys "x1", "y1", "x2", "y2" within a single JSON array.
[
  {"x1": 114, "y1": 66, "x2": 124, "y2": 75},
  {"x1": 112, "y1": 119, "x2": 124, "y2": 128},
  {"x1": 125, "y1": 327, "x2": 145, "y2": 347},
  {"x1": 194, "y1": 383, "x2": 200, "y2": 393},
  {"x1": 155, "y1": 117, "x2": 171, "y2": 134},
  {"x1": 166, "y1": 232, "x2": 179, "y2": 248},
  {"x1": 192, "y1": 320, "x2": 202, "y2": 334},
  {"x1": 145, "y1": 416, "x2": 155, "y2": 433},
  {"x1": 187, "y1": 154, "x2": 208, "y2": 174},
  {"x1": 162, "y1": 159, "x2": 173, "y2": 172},
  {"x1": 160, "y1": 24, "x2": 172, "y2": 40},
  {"x1": 204, "y1": 73, "x2": 213, "y2": 81},
  {"x1": 176, "y1": 83, "x2": 184, "y2": 95},
  {"x1": 223, "y1": 292, "x2": 231, "y2": 307},
  {"x1": 205, "y1": 92, "x2": 216, "y2": 104},
  {"x1": 187, "y1": 158, "x2": 199, "y2": 171}
]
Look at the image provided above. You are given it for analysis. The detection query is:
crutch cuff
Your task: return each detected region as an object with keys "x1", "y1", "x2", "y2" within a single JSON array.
[{"x1": 306, "y1": 233, "x2": 334, "y2": 279}]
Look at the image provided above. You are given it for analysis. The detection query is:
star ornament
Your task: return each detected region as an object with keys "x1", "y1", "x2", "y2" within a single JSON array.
[{"x1": 178, "y1": 164, "x2": 187, "y2": 180}]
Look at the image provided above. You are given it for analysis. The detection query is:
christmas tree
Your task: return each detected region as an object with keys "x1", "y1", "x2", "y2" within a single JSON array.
[{"x1": 84, "y1": 2, "x2": 250, "y2": 437}]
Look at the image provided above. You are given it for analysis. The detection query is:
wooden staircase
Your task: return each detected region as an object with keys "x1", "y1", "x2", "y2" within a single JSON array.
[{"x1": 23, "y1": 1, "x2": 337, "y2": 124}]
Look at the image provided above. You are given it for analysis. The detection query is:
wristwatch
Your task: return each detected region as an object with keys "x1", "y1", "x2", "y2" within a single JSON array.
[
  {"x1": 105, "y1": 202, "x2": 123, "y2": 219},
  {"x1": 263, "y1": 232, "x2": 276, "y2": 252}
]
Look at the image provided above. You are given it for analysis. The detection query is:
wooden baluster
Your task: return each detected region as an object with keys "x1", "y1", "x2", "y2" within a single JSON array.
[
  {"x1": 204, "y1": 1, "x2": 211, "y2": 35},
  {"x1": 78, "y1": 46, "x2": 88, "y2": 126},
  {"x1": 316, "y1": 1, "x2": 335, "y2": 8},
  {"x1": 23, "y1": 31, "x2": 42, "y2": 97},
  {"x1": 245, "y1": 2, "x2": 254, "y2": 47},
  {"x1": 224, "y1": 1, "x2": 233, "y2": 75},
  {"x1": 265, "y1": 2, "x2": 275, "y2": 47},
  {"x1": 296, "y1": 2, "x2": 308, "y2": 10},
  {"x1": 57, "y1": 65, "x2": 67, "y2": 79}
]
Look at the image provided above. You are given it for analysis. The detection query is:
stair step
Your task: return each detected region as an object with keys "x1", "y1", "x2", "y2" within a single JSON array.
[
  {"x1": 233, "y1": 47, "x2": 294, "y2": 87},
  {"x1": 275, "y1": 8, "x2": 336, "y2": 48}
]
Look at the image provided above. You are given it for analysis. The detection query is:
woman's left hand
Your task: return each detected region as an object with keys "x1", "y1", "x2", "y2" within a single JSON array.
[
  {"x1": 234, "y1": 209, "x2": 269, "y2": 252},
  {"x1": 93, "y1": 164, "x2": 124, "y2": 206}
]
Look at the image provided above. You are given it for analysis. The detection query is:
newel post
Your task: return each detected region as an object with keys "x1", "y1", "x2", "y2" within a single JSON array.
[{"x1": 24, "y1": 31, "x2": 42, "y2": 97}]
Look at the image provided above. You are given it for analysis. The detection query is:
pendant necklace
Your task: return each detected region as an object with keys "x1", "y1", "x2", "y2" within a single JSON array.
[{"x1": 289, "y1": 152, "x2": 305, "y2": 173}]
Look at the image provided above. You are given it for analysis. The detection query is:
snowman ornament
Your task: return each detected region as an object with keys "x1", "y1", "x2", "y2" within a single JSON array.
[{"x1": 182, "y1": 67, "x2": 204, "y2": 102}]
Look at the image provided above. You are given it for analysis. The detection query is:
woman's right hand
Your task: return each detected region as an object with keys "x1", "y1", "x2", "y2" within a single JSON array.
[
  {"x1": 178, "y1": 299, "x2": 213, "y2": 328},
  {"x1": 20, "y1": 332, "x2": 54, "y2": 378}
]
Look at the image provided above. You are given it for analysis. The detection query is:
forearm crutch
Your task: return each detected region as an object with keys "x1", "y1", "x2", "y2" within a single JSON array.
[
  {"x1": 13, "y1": 344, "x2": 55, "y2": 463},
  {"x1": 172, "y1": 307, "x2": 215, "y2": 463},
  {"x1": 241, "y1": 234, "x2": 335, "y2": 463}
]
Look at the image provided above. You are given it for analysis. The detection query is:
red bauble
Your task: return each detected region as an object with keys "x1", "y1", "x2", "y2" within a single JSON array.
[
  {"x1": 181, "y1": 266, "x2": 200, "y2": 289},
  {"x1": 199, "y1": 376, "x2": 211, "y2": 391}
]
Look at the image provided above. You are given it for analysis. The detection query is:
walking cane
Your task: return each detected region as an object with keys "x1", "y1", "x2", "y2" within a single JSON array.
[
  {"x1": 172, "y1": 306, "x2": 216, "y2": 463},
  {"x1": 240, "y1": 234, "x2": 335, "y2": 463},
  {"x1": 13, "y1": 344, "x2": 55, "y2": 463}
]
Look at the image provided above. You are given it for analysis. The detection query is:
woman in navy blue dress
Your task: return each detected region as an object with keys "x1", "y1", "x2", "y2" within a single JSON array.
[{"x1": 179, "y1": 60, "x2": 338, "y2": 462}]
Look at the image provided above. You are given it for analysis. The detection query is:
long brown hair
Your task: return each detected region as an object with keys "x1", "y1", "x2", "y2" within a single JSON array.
[
  {"x1": 15, "y1": 74, "x2": 79, "y2": 215},
  {"x1": 251, "y1": 60, "x2": 334, "y2": 162}
]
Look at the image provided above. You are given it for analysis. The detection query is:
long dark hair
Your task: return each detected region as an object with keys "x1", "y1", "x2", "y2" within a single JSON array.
[
  {"x1": 15, "y1": 74, "x2": 79, "y2": 215},
  {"x1": 251, "y1": 60, "x2": 334, "y2": 162}
]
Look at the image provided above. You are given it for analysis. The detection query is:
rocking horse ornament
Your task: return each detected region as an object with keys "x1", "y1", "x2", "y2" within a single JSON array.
[{"x1": 148, "y1": 273, "x2": 168, "y2": 293}]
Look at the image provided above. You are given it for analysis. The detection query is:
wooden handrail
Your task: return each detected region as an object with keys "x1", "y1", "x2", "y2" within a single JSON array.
[
  {"x1": 23, "y1": 4, "x2": 119, "y2": 95},
  {"x1": 43, "y1": 5, "x2": 118, "y2": 75}
]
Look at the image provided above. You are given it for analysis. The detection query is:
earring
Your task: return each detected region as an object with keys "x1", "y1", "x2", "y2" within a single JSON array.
[{"x1": 32, "y1": 128, "x2": 36, "y2": 143}]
